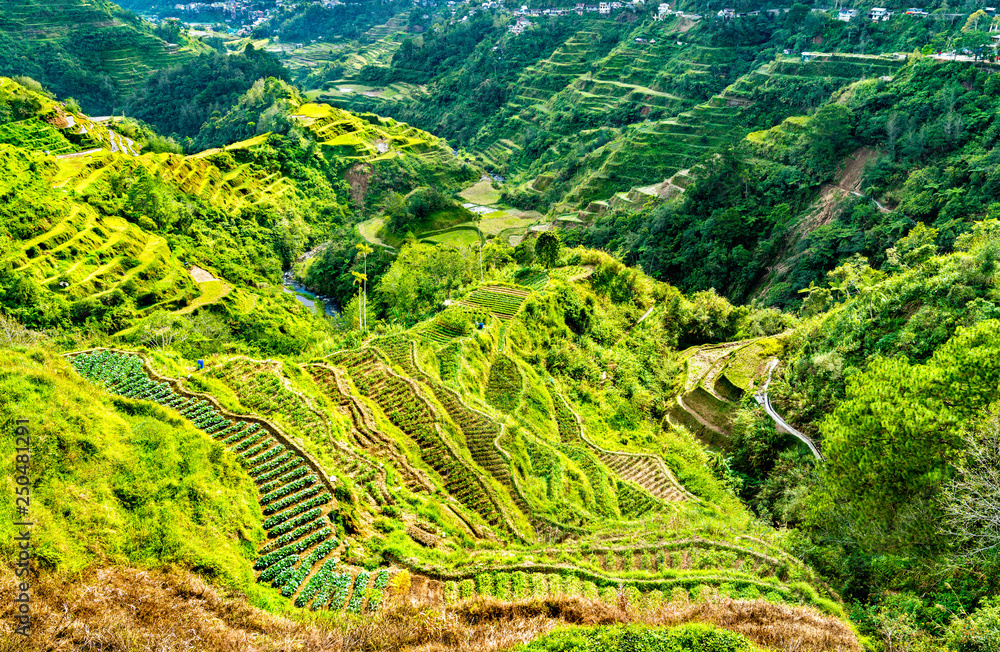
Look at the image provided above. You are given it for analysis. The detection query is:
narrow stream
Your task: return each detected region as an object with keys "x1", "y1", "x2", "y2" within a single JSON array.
[{"x1": 282, "y1": 271, "x2": 340, "y2": 317}]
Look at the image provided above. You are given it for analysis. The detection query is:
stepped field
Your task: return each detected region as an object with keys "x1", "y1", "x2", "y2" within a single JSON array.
[
  {"x1": 0, "y1": 0, "x2": 208, "y2": 95},
  {"x1": 56, "y1": 303, "x2": 842, "y2": 623}
]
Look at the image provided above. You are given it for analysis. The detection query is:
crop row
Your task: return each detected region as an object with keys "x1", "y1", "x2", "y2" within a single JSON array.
[
  {"x1": 323, "y1": 352, "x2": 503, "y2": 528},
  {"x1": 206, "y1": 359, "x2": 324, "y2": 437},
  {"x1": 552, "y1": 392, "x2": 580, "y2": 443},
  {"x1": 231, "y1": 431, "x2": 266, "y2": 453},
  {"x1": 259, "y1": 466, "x2": 310, "y2": 495},
  {"x1": 69, "y1": 352, "x2": 342, "y2": 599},
  {"x1": 347, "y1": 571, "x2": 371, "y2": 613},
  {"x1": 441, "y1": 571, "x2": 783, "y2": 609},
  {"x1": 262, "y1": 518, "x2": 326, "y2": 553},
  {"x1": 422, "y1": 322, "x2": 466, "y2": 344},
  {"x1": 259, "y1": 555, "x2": 298, "y2": 582},
  {"x1": 296, "y1": 558, "x2": 339, "y2": 608},
  {"x1": 463, "y1": 289, "x2": 526, "y2": 316},
  {"x1": 254, "y1": 459, "x2": 303, "y2": 484},
  {"x1": 253, "y1": 528, "x2": 334, "y2": 571},
  {"x1": 328, "y1": 572, "x2": 353, "y2": 610},
  {"x1": 367, "y1": 569, "x2": 391, "y2": 612},
  {"x1": 246, "y1": 445, "x2": 287, "y2": 469},
  {"x1": 261, "y1": 475, "x2": 317, "y2": 505},
  {"x1": 262, "y1": 484, "x2": 324, "y2": 515},
  {"x1": 239, "y1": 439, "x2": 276, "y2": 461},
  {"x1": 262, "y1": 494, "x2": 332, "y2": 529},
  {"x1": 485, "y1": 355, "x2": 521, "y2": 413}
]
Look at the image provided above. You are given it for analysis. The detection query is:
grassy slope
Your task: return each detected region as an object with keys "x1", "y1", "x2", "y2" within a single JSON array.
[{"x1": 0, "y1": 348, "x2": 266, "y2": 598}]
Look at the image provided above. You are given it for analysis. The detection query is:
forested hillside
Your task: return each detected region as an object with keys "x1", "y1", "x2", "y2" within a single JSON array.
[
  {"x1": 0, "y1": 0, "x2": 210, "y2": 113},
  {"x1": 270, "y1": 0, "x2": 1000, "y2": 310},
  {"x1": 4, "y1": 1, "x2": 1000, "y2": 650}
]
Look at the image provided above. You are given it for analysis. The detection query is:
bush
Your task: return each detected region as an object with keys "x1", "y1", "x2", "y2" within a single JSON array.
[
  {"x1": 946, "y1": 598, "x2": 1000, "y2": 652},
  {"x1": 518, "y1": 623, "x2": 763, "y2": 651}
]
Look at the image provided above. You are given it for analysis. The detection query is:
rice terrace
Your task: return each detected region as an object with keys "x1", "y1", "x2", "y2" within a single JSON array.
[{"x1": 4, "y1": 0, "x2": 1000, "y2": 650}]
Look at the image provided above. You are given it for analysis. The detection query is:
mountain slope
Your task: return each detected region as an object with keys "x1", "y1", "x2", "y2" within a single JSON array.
[{"x1": 0, "y1": 0, "x2": 210, "y2": 113}]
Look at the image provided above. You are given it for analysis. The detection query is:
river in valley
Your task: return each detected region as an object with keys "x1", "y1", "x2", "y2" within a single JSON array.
[{"x1": 282, "y1": 271, "x2": 340, "y2": 317}]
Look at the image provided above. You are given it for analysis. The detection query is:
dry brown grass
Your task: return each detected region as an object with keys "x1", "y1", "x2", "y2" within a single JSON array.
[
  {"x1": 640, "y1": 599, "x2": 861, "y2": 652},
  {"x1": 0, "y1": 565, "x2": 860, "y2": 652}
]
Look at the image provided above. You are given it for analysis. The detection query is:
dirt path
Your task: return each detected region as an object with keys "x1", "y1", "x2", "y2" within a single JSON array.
[{"x1": 828, "y1": 147, "x2": 889, "y2": 213}]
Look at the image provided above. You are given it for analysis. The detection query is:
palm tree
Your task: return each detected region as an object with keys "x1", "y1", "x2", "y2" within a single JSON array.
[
  {"x1": 355, "y1": 243, "x2": 374, "y2": 333},
  {"x1": 351, "y1": 271, "x2": 367, "y2": 333},
  {"x1": 475, "y1": 215, "x2": 484, "y2": 282}
]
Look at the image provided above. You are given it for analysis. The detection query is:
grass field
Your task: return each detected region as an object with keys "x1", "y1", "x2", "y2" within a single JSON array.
[
  {"x1": 176, "y1": 280, "x2": 232, "y2": 314},
  {"x1": 460, "y1": 179, "x2": 502, "y2": 206},
  {"x1": 422, "y1": 226, "x2": 482, "y2": 248},
  {"x1": 478, "y1": 213, "x2": 543, "y2": 237}
]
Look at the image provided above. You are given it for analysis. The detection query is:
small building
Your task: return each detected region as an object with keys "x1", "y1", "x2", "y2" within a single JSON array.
[
  {"x1": 837, "y1": 8, "x2": 857, "y2": 21},
  {"x1": 599, "y1": 1, "x2": 610, "y2": 13},
  {"x1": 717, "y1": 7, "x2": 735, "y2": 18},
  {"x1": 868, "y1": 7, "x2": 892, "y2": 21}
]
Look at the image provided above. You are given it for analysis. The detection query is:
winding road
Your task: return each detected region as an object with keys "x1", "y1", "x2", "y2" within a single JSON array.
[{"x1": 754, "y1": 360, "x2": 825, "y2": 461}]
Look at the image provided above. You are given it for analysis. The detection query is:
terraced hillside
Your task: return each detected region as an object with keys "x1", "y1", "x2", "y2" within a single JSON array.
[
  {"x1": 5, "y1": 192, "x2": 198, "y2": 310},
  {"x1": 459, "y1": 285, "x2": 530, "y2": 320},
  {"x1": 291, "y1": 102, "x2": 453, "y2": 162},
  {"x1": 0, "y1": 77, "x2": 140, "y2": 156},
  {"x1": 551, "y1": 51, "x2": 908, "y2": 211},
  {"x1": 666, "y1": 335, "x2": 801, "y2": 453},
  {"x1": 312, "y1": 349, "x2": 522, "y2": 538},
  {"x1": 66, "y1": 349, "x2": 400, "y2": 614},
  {"x1": 415, "y1": 530, "x2": 841, "y2": 613},
  {"x1": 62, "y1": 347, "x2": 842, "y2": 629},
  {"x1": 373, "y1": 335, "x2": 583, "y2": 542},
  {"x1": 554, "y1": 391, "x2": 691, "y2": 503},
  {"x1": 61, "y1": 342, "x2": 840, "y2": 622},
  {"x1": 36, "y1": 247, "x2": 856, "y2": 636},
  {"x1": 361, "y1": 282, "x2": 693, "y2": 534},
  {"x1": 52, "y1": 316, "x2": 849, "y2": 627},
  {"x1": 0, "y1": 0, "x2": 208, "y2": 105}
]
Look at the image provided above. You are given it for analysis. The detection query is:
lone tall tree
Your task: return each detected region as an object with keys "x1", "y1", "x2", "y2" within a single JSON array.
[{"x1": 351, "y1": 271, "x2": 367, "y2": 333}]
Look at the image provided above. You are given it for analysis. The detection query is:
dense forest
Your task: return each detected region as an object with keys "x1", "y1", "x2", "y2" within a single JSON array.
[{"x1": 125, "y1": 47, "x2": 291, "y2": 143}]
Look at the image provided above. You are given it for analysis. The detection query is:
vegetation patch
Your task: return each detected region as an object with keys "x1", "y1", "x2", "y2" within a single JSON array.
[{"x1": 485, "y1": 354, "x2": 522, "y2": 414}]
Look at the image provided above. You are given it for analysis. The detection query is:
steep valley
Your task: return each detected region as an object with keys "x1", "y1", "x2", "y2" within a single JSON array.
[{"x1": 3, "y1": 3, "x2": 1000, "y2": 651}]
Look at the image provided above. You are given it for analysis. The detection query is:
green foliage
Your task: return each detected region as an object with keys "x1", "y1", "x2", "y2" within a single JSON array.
[
  {"x1": 518, "y1": 623, "x2": 764, "y2": 651},
  {"x1": 375, "y1": 242, "x2": 472, "y2": 323},
  {"x1": 384, "y1": 186, "x2": 470, "y2": 237},
  {"x1": 536, "y1": 232, "x2": 562, "y2": 269},
  {"x1": 485, "y1": 354, "x2": 522, "y2": 413},
  {"x1": 0, "y1": 1, "x2": 207, "y2": 114},
  {"x1": 946, "y1": 598, "x2": 1000, "y2": 652},
  {"x1": 0, "y1": 348, "x2": 261, "y2": 589},
  {"x1": 126, "y1": 47, "x2": 290, "y2": 144},
  {"x1": 818, "y1": 320, "x2": 1000, "y2": 551},
  {"x1": 192, "y1": 77, "x2": 301, "y2": 151}
]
